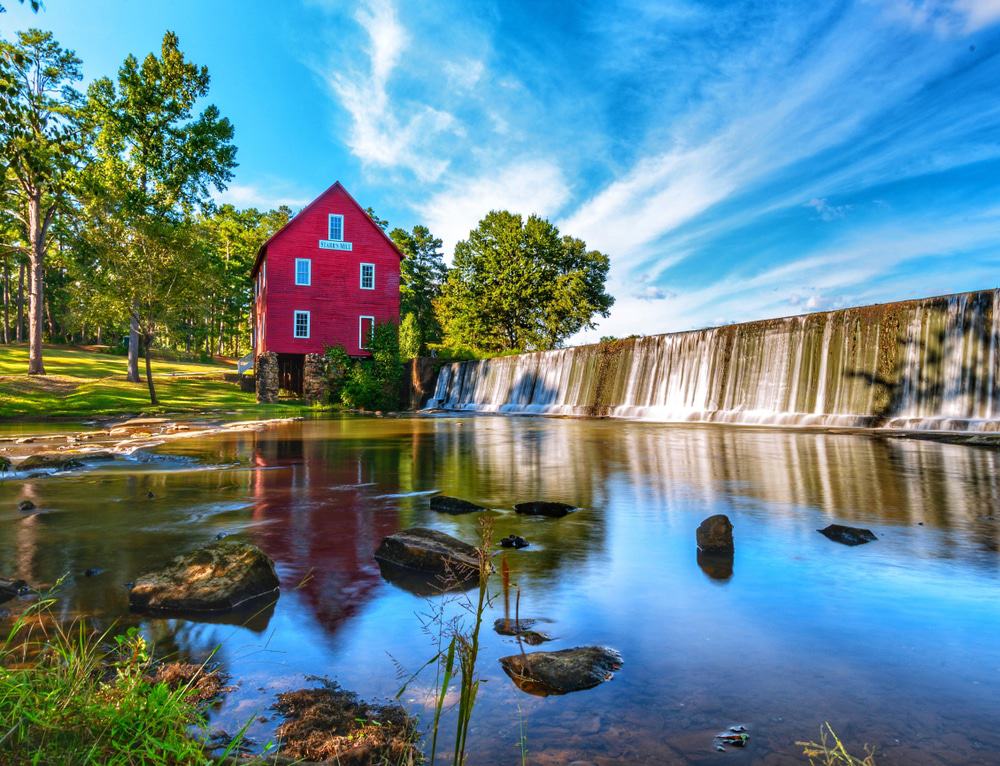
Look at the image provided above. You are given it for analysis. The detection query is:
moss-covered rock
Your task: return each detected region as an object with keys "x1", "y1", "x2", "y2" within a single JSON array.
[{"x1": 129, "y1": 540, "x2": 279, "y2": 613}]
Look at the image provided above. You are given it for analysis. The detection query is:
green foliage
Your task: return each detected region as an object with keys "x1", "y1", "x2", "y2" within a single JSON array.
[
  {"x1": 391, "y1": 224, "x2": 447, "y2": 352},
  {"x1": 0, "y1": 600, "x2": 215, "y2": 765},
  {"x1": 338, "y1": 322, "x2": 402, "y2": 410},
  {"x1": 437, "y1": 211, "x2": 614, "y2": 354},
  {"x1": 323, "y1": 344, "x2": 352, "y2": 404},
  {"x1": 399, "y1": 311, "x2": 422, "y2": 359}
]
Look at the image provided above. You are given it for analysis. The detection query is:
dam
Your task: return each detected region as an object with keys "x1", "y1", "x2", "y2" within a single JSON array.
[{"x1": 426, "y1": 288, "x2": 1000, "y2": 431}]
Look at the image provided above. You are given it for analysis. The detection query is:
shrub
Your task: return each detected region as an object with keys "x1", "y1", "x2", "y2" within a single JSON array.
[
  {"x1": 399, "y1": 311, "x2": 422, "y2": 359},
  {"x1": 338, "y1": 322, "x2": 403, "y2": 410}
]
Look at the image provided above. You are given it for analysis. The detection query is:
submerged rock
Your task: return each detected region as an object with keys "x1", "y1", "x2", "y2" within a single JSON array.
[
  {"x1": 818, "y1": 524, "x2": 878, "y2": 546},
  {"x1": 374, "y1": 527, "x2": 481, "y2": 580},
  {"x1": 697, "y1": 549, "x2": 734, "y2": 581},
  {"x1": 493, "y1": 617, "x2": 552, "y2": 645},
  {"x1": 17, "y1": 453, "x2": 84, "y2": 472},
  {"x1": 696, "y1": 514, "x2": 734, "y2": 553},
  {"x1": 129, "y1": 540, "x2": 280, "y2": 613},
  {"x1": 499, "y1": 646, "x2": 623, "y2": 696},
  {"x1": 430, "y1": 495, "x2": 486, "y2": 515},
  {"x1": 500, "y1": 534, "x2": 529, "y2": 549},
  {"x1": 272, "y1": 678, "x2": 419, "y2": 765},
  {"x1": 0, "y1": 578, "x2": 28, "y2": 603},
  {"x1": 513, "y1": 501, "x2": 577, "y2": 518}
]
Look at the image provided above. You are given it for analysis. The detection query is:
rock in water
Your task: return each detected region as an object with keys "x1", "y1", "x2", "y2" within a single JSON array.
[
  {"x1": 430, "y1": 495, "x2": 486, "y2": 515},
  {"x1": 499, "y1": 646, "x2": 623, "y2": 696},
  {"x1": 374, "y1": 527, "x2": 481, "y2": 580},
  {"x1": 494, "y1": 617, "x2": 552, "y2": 645},
  {"x1": 0, "y1": 456, "x2": 10, "y2": 473},
  {"x1": 500, "y1": 535, "x2": 529, "y2": 549},
  {"x1": 818, "y1": 524, "x2": 877, "y2": 546},
  {"x1": 17, "y1": 499, "x2": 36, "y2": 512},
  {"x1": 513, "y1": 501, "x2": 576, "y2": 518},
  {"x1": 129, "y1": 540, "x2": 279, "y2": 613},
  {"x1": 696, "y1": 514, "x2": 734, "y2": 553},
  {"x1": 0, "y1": 578, "x2": 28, "y2": 604},
  {"x1": 17, "y1": 453, "x2": 84, "y2": 472}
]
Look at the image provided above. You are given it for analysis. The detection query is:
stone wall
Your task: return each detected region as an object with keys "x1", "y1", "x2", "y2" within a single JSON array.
[
  {"x1": 256, "y1": 352, "x2": 279, "y2": 403},
  {"x1": 303, "y1": 353, "x2": 329, "y2": 404}
]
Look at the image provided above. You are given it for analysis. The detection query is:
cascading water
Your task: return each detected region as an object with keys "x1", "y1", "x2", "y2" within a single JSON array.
[{"x1": 425, "y1": 288, "x2": 1000, "y2": 432}]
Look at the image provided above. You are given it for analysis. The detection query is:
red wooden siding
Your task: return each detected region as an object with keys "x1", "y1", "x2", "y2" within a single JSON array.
[{"x1": 252, "y1": 182, "x2": 402, "y2": 357}]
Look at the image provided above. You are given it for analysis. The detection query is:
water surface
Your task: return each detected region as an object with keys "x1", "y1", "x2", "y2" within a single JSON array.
[{"x1": 1, "y1": 415, "x2": 998, "y2": 764}]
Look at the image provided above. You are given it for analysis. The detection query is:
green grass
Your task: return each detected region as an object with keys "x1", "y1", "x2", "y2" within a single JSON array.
[
  {"x1": 0, "y1": 344, "x2": 304, "y2": 419},
  {"x1": 0, "y1": 598, "x2": 220, "y2": 765}
]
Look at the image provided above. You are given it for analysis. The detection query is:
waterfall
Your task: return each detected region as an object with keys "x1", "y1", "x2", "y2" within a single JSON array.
[{"x1": 425, "y1": 288, "x2": 1000, "y2": 432}]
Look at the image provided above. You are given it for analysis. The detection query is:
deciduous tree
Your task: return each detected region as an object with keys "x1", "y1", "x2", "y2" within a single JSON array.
[
  {"x1": 0, "y1": 29, "x2": 83, "y2": 373},
  {"x1": 391, "y1": 224, "x2": 446, "y2": 352},
  {"x1": 437, "y1": 211, "x2": 613, "y2": 354}
]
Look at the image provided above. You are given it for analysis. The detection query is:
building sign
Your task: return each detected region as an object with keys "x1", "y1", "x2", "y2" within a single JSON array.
[{"x1": 319, "y1": 240, "x2": 353, "y2": 251}]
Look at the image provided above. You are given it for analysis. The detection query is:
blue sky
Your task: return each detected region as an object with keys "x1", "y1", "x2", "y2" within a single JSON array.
[{"x1": 4, "y1": 0, "x2": 1000, "y2": 341}]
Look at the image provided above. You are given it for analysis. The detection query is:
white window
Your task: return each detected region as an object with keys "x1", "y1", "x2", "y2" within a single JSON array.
[
  {"x1": 359, "y1": 315, "x2": 375, "y2": 350},
  {"x1": 328, "y1": 214, "x2": 344, "y2": 241},
  {"x1": 294, "y1": 310, "x2": 310, "y2": 339},
  {"x1": 360, "y1": 263, "x2": 375, "y2": 290},
  {"x1": 295, "y1": 258, "x2": 311, "y2": 286}
]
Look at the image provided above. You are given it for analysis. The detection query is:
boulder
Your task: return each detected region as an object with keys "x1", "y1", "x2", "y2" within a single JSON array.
[
  {"x1": 430, "y1": 495, "x2": 486, "y2": 515},
  {"x1": 129, "y1": 540, "x2": 280, "y2": 613},
  {"x1": 374, "y1": 527, "x2": 481, "y2": 581},
  {"x1": 513, "y1": 501, "x2": 576, "y2": 518},
  {"x1": 17, "y1": 453, "x2": 84, "y2": 472},
  {"x1": 17, "y1": 499, "x2": 36, "y2": 512},
  {"x1": 499, "y1": 646, "x2": 623, "y2": 696},
  {"x1": 818, "y1": 524, "x2": 877, "y2": 546},
  {"x1": 696, "y1": 514, "x2": 734, "y2": 553}
]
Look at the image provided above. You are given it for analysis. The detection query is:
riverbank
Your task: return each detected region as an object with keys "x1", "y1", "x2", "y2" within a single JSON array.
[{"x1": 0, "y1": 344, "x2": 303, "y2": 419}]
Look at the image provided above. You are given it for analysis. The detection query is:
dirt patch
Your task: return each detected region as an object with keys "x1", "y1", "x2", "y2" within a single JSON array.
[
  {"x1": 273, "y1": 678, "x2": 419, "y2": 765},
  {"x1": 150, "y1": 662, "x2": 229, "y2": 704}
]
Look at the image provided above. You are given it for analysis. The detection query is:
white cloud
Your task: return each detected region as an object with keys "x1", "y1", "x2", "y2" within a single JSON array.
[
  {"x1": 881, "y1": 0, "x2": 1000, "y2": 35},
  {"x1": 323, "y1": 0, "x2": 459, "y2": 182},
  {"x1": 415, "y1": 160, "x2": 571, "y2": 254},
  {"x1": 805, "y1": 198, "x2": 852, "y2": 221},
  {"x1": 211, "y1": 183, "x2": 310, "y2": 210},
  {"x1": 443, "y1": 58, "x2": 485, "y2": 91}
]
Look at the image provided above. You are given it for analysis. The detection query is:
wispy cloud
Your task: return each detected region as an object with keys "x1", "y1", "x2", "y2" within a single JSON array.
[
  {"x1": 416, "y1": 160, "x2": 571, "y2": 253},
  {"x1": 321, "y1": 0, "x2": 459, "y2": 182},
  {"x1": 211, "y1": 183, "x2": 310, "y2": 211},
  {"x1": 805, "y1": 198, "x2": 852, "y2": 222},
  {"x1": 881, "y1": 0, "x2": 1000, "y2": 35}
]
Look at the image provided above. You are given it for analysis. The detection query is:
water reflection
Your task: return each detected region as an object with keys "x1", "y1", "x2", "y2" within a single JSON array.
[{"x1": 1, "y1": 415, "x2": 999, "y2": 765}]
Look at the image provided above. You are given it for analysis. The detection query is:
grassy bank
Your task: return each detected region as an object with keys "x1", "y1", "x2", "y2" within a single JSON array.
[{"x1": 0, "y1": 345, "x2": 299, "y2": 419}]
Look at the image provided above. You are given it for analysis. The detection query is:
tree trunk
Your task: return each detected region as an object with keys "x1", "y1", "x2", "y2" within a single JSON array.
[
  {"x1": 144, "y1": 332, "x2": 159, "y2": 406},
  {"x1": 128, "y1": 312, "x2": 140, "y2": 382},
  {"x1": 27, "y1": 194, "x2": 45, "y2": 375},
  {"x1": 16, "y1": 261, "x2": 24, "y2": 343},
  {"x1": 2, "y1": 258, "x2": 9, "y2": 344}
]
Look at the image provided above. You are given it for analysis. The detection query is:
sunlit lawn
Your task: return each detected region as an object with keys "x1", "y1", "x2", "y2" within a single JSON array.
[{"x1": 0, "y1": 344, "x2": 301, "y2": 419}]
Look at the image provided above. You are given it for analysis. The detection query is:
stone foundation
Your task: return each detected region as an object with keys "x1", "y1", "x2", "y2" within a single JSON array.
[
  {"x1": 256, "y1": 352, "x2": 279, "y2": 403},
  {"x1": 303, "y1": 353, "x2": 329, "y2": 404}
]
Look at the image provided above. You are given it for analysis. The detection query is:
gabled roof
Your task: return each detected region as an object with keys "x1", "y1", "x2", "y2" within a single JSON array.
[{"x1": 250, "y1": 180, "x2": 404, "y2": 277}]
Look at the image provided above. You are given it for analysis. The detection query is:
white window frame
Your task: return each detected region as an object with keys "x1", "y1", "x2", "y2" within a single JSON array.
[
  {"x1": 360, "y1": 262, "x2": 375, "y2": 290},
  {"x1": 359, "y1": 315, "x2": 375, "y2": 350},
  {"x1": 293, "y1": 310, "x2": 310, "y2": 339},
  {"x1": 328, "y1": 214, "x2": 344, "y2": 241},
  {"x1": 294, "y1": 258, "x2": 312, "y2": 286}
]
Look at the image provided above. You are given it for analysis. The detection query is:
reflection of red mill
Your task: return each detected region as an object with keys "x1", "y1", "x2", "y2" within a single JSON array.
[
  {"x1": 249, "y1": 435, "x2": 400, "y2": 632},
  {"x1": 429, "y1": 288, "x2": 1000, "y2": 432}
]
